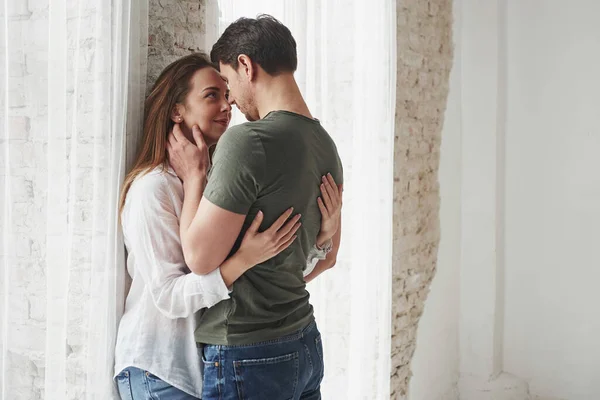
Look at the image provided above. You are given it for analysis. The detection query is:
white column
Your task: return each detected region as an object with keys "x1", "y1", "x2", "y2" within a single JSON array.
[
  {"x1": 458, "y1": 0, "x2": 520, "y2": 397},
  {"x1": 459, "y1": 1, "x2": 529, "y2": 398}
]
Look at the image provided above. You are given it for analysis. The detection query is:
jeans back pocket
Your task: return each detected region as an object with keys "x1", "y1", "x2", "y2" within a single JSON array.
[{"x1": 233, "y1": 352, "x2": 300, "y2": 400}]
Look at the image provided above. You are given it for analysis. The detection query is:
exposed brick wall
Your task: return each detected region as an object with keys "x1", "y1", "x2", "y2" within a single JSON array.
[
  {"x1": 147, "y1": 0, "x2": 207, "y2": 91},
  {"x1": 391, "y1": 0, "x2": 454, "y2": 398}
]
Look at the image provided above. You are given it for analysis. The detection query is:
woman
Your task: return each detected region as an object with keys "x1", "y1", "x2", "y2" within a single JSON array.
[{"x1": 114, "y1": 53, "x2": 341, "y2": 400}]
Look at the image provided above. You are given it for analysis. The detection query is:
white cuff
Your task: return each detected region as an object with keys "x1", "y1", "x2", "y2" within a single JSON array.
[{"x1": 185, "y1": 269, "x2": 231, "y2": 308}]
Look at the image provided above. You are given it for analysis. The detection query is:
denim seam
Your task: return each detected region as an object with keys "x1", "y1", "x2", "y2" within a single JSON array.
[
  {"x1": 303, "y1": 343, "x2": 314, "y2": 377},
  {"x1": 234, "y1": 361, "x2": 245, "y2": 400},
  {"x1": 314, "y1": 335, "x2": 324, "y2": 389},
  {"x1": 143, "y1": 371, "x2": 159, "y2": 400},
  {"x1": 293, "y1": 355, "x2": 300, "y2": 397},
  {"x1": 116, "y1": 370, "x2": 134, "y2": 400},
  {"x1": 218, "y1": 346, "x2": 223, "y2": 400}
]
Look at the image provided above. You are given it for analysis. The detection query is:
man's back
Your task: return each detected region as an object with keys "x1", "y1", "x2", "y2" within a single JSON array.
[{"x1": 196, "y1": 110, "x2": 343, "y2": 345}]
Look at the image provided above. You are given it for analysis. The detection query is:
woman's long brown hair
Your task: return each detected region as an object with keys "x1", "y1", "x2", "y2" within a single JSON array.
[{"x1": 118, "y1": 53, "x2": 214, "y2": 217}]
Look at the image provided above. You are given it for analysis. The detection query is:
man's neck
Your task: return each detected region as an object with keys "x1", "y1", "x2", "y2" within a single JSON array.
[{"x1": 255, "y1": 74, "x2": 313, "y2": 120}]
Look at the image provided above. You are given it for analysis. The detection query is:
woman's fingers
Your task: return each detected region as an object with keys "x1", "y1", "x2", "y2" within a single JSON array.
[
  {"x1": 320, "y1": 180, "x2": 333, "y2": 211},
  {"x1": 267, "y1": 207, "x2": 295, "y2": 233},
  {"x1": 275, "y1": 214, "x2": 301, "y2": 241},
  {"x1": 246, "y1": 211, "x2": 264, "y2": 235},
  {"x1": 324, "y1": 174, "x2": 340, "y2": 207},
  {"x1": 275, "y1": 235, "x2": 297, "y2": 255},
  {"x1": 317, "y1": 197, "x2": 329, "y2": 218},
  {"x1": 278, "y1": 220, "x2": 302, "y2": 244},
  {"x1": 326, "y1": 173, "x2": 340, "y2": 200}
]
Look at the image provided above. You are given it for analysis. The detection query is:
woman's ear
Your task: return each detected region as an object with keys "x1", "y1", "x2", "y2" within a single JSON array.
[{"x1": 170, "y1": 104, "x2": 185, "y2": 124}]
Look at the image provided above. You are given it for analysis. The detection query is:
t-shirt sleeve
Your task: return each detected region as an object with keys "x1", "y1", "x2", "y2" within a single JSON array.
[
  {"x1": 204, "y1": 126, "x2": 266, "y2": 215},
  {"x1": 335, "y1": 152, "x2": 344, "y2": 185},
  {"x1": 326, "y1": 133, "x2": 344, "y2": 185}
]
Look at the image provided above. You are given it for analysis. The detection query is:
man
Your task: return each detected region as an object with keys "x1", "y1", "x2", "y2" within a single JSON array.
[{"x1": 177, "y1": 15, "x2": 343, "y2": 399}]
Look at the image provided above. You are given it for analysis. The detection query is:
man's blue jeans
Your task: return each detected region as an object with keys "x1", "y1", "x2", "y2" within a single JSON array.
[{"x1": 202, "y1": 320, "x2": 324, "y2": 400}]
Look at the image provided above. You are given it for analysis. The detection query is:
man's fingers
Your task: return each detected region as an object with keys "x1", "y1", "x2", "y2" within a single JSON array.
[
  {"x1": 172, "y1": 123, "x2": 187, "y2": 142},
  {"x1": 168, "y1": 132, "x2": 178, "y2": 148}
]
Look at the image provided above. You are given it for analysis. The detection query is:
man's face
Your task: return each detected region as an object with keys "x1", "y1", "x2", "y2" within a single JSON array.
[{"x1": 219, "y1": 62, "x2": 260, "y2": 122}]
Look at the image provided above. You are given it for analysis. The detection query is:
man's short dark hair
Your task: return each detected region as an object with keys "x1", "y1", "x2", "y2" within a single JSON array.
[{"x1": 210, "y1": 14, "x2": 297, "y2": 75}]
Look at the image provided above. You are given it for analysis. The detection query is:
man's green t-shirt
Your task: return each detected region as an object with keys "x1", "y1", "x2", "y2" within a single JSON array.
[{"x1": 195, "y1": 110, "x2": 343, "y2": 345}]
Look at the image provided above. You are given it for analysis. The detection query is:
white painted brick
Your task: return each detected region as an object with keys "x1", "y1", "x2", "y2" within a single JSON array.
[
  {"x1": 9, "y1": 323, "x2": 46, "y2": 352},
  {"x1": 5, "y1": 351, "x2": 39, "y2": 400},
  {"x1": 28, "y1": 295, "x2": 46, "y2": 322},
  {"x1": 9, "y1": 80, "x2": 26, "y2": 108},
  {"x1": 27, "y1": 0, "x2": 48, "y2": 13},
  {"x1": 10, "y1": 175, "x2": 34, "y2": 202},
  {"x1": 8, "y1": 0, "x2": 31, "y2": 18},
  {"x1": 24, "y1": 17, "x2": 48, "y2": 51},
  {"x1": 9, "y1": 58, "x2": 26, "y2": 78},
  {"x1": 8, "y1": 290, "x2": 31, "y2": 321},
  {"x1": 9, "y1": 116, "x2": 31, "y2": 140}
]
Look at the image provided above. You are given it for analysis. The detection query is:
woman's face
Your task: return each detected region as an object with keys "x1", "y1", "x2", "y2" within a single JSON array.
[{"x1": 176, "y1": 67, "x2": 231, "y2": 146}]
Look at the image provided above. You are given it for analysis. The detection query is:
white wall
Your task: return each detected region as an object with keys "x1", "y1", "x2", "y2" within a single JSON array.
[
  {"x1": 413, "y1": 1, "x2": 600, "y2": 399},
  {"x1": 503, "y1": 1, "x2": 600, "y2": 399},
  {"x1": 408, "y1": 0, "x2": 462, "y2": 397}
]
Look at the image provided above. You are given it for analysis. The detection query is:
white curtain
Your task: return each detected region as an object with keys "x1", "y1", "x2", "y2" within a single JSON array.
[
  {"x1": 0, "y1": 0, "x2": 147, "y2": 398},
  {"x1": 208, "y1": 2, "x2": 396, "y2": 398}
]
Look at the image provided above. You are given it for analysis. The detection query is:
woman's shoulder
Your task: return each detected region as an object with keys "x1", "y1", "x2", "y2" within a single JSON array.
[
  {"x1": 126, "y1": 166, "x2": 179, "y2": 207},
  {"x1": 121, "y1": 167, "x2": 180, "y2": 237},
  {"x1": 130, "y1": 166, "x2": 168, "y2": 189}
]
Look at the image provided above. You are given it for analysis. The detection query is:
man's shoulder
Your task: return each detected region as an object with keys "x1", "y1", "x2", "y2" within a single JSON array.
[
  {"x1": 223, "y1": 122, "x2": 254, "y2": 136},
  {"x1": 217, "y1": 123, "x2": 264, "y2": 153}
]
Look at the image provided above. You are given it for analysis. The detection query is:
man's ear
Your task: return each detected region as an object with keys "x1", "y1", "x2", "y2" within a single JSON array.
[{"x1": 237, "y1": 54, "x2": 255, "y2": 82}]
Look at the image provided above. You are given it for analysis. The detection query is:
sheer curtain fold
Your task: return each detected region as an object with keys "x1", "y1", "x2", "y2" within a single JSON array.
[
  {"x1": 213, "y1": 2, "x2": 395, "y2": 398},
  {"x1": 0, "y1": 0, "x2": 147, "y2": 398}
]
